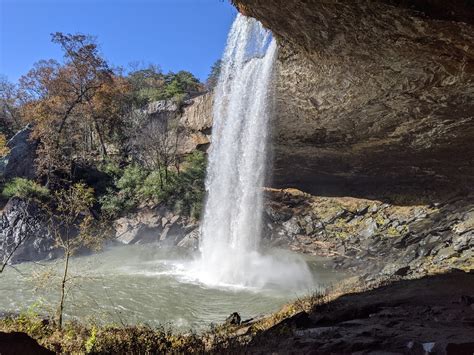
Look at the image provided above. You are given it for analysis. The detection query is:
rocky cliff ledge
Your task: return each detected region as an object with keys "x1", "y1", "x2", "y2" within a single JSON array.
[
  {"x1": 234, "y1": 0, "x2": 474, "y2": 200},
  {"x1": 262, "y1": 188, "x2": 473, "y2": 278},
  {"x1": 134, "y1": 92, "x2": 213, "y2": 156}
]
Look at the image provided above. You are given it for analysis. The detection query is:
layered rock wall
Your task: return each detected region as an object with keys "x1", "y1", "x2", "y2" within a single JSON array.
[
  {"x1": 235, "y1": 0, "x2": 474, "y2": 200},
  {"x1": 179, "y1": 92, "x2": 213, "y2": 153}
]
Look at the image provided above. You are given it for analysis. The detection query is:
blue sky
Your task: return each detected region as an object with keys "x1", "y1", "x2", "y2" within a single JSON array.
[{"x1": 0, "y1": 0, "x2": 237, "y2": 83}]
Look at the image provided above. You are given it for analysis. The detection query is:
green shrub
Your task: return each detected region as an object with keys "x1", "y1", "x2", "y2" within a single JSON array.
[
  {"x1": 116, "y1": 164, "x2": 148, "y2": 195},
  {"x1": 99, "y1": 165, "x2": 148, "y2": 218},
  {"x1": 139, "y1": 169, "x2": 171, "y2": 201},
  {"x1": 133, "y1": 152, "x2": 206, "y2": 218},
  {"x1": 2, "y1": 178, "x2": 50, "y2": 201},
  {"x1": 98, "y1": 152, "x2": 206, "y2": 220},
  {"x1": 164, "y1": 151, "x2": 206, "y2": 219},
  {"x1": 98, "y1": 159, "x2": 122, "y2": 179},
  {"x1": 85, "y1": 325, "x2": 97, "y2": 353},
  {"x1": 99, "y1": 189, "x2": 126, "y2": 219},
  {"x1": 0, "y1": 317, "x2": 206, "y2": 353},
  {"x1": 127, "y1": 66, "x2": 202, "y2": 108}
]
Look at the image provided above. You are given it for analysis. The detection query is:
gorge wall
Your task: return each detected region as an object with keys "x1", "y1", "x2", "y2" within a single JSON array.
[{"x1": 234, "y1": 0, "x2": 474, "y2": 201}]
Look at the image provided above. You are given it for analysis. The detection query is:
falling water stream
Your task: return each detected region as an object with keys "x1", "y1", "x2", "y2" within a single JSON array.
[
  {"x1": 188, "y1": 14, "x2": 313, "y2": 289},
  {"x1": 0, "y1": 15, "x2": 346, "y2": 329}
]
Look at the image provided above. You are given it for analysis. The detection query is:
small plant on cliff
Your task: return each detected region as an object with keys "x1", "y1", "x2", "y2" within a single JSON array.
[
  {"x1": 2, "y1": 177, "x2": 50, "y2": 201},
  {"x1": 206, "y1": 59, "x2": 222, "y2": 90},
  {"x1": 0, "y1": 133, "x2": 9, "y2": 156}
]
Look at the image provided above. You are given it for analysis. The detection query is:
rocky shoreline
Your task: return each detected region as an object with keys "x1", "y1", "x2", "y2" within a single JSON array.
[
  {"x1": 261, "y1": 188, "x2": 474, "y2": 279},
  {"x1": 3, "y1": 187, "x2": 472, "y2": 284}
]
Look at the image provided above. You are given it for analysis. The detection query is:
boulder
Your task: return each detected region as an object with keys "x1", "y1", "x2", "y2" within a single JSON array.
[
  {"x1": 382, "y1": 264, "x2": 410, "y2": 277},
  {"x1": 359, "y1": 218, "x2": 378, "y2": 239},
  {"x1": 114, "y1": 208, "x2": 193, "y2": 246},
  {"x1": 0, "y1": 198, "x2": 59, "y2": 265},
  {"x1": 225, "y1": 312, "x2": 241, "y2": 326},
  {"x1": 0, "y1": 332, "x2": 53, "y2": 355},
  {"x1": 114, "y1": 217, "x2": 145, "y2": 244},
  {"x1": 452, "y1": 234, "x2": 474, "y2": 253},
  {"x1": 177, "y1": 228, "x2": 200, "y2": 250},
  {"x1": 114, "y1": 210, "x2": 163, "y2": 245},
  {"x1": 1, "y1": 125, "x2": 38, "y2": 180},
  {"x1": 281, "y1": 217, "x2": 301, "y2": 237},
  {"x1": 433, "y1": 246, "x2": 459, "y2": 263},
  {"x1": 265, "y1": 204, "x2": 293, "y2": 222}
]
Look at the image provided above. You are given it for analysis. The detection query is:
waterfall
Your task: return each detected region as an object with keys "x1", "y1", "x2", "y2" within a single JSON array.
[{"x1": 190, "y1": 14, "x2": 312, "y2": 290}]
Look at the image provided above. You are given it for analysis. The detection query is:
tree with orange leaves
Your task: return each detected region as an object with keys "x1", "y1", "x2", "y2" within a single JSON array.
[{"x1": 19, "y1": 33, "x2": 130, "y2": 186}]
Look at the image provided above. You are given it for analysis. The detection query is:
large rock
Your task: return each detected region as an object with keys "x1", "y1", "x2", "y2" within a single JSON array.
[
  {"x1": 233, "y1": 0, "x2": 474, "y2": 200},
  {"x1": 0, "y1": 198, "x2": 60, "y2": 265},
  {"x1": 177, "y1": 228, "x2": 200, "y2": 250},
  {"x1": 179, "y1": 92, "x2": 213, "y2": 154},
  {"x1": 130, "y1": 93, "x2": 213, "y2": 159},
  {"x1": 113, "y1": 207, "x2": 195, "y2": 247},
  {"x1": 0, "y1": 332, "x2": 53, "y2": 355},
  {"x1": 0, "y1": 125, "x2": 38, "y2": 180},
  {"x1": 261, "y1": 188, "x2": 474, "y2": 276}
]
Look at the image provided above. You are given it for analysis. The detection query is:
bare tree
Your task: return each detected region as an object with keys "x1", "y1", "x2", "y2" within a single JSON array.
[
  {"x1": 44, "y1": 183, "x2": 106, "y2": 328},
  {"x1": 130, "y1": 112, "x2": 183, "y2": 187},
  {"x1": 0, "y1": 75, "x2": 22, "y2": 136},
  {"x1": 0, "y1": 199, "x2": 33, "y2": 273}
]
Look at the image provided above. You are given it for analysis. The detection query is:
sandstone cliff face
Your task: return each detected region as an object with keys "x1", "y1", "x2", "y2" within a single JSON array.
[
  {"x1": 179, "y1": 92, "x2": 213, "y2": 154},
  {"x1": 137, "y1": 93, "x2": 213, "y2": 156},
  {"x1": 234, "y1": 0, "x2": 474, "y2": 200}
]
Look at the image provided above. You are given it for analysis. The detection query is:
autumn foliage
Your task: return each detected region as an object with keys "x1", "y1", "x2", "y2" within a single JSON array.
[
  {"x1": 18, "y1": 33, "x2": 130, "y2": 185},
  {"x1": 0, "y1": 133, "x2": 9, "y2": 156}
]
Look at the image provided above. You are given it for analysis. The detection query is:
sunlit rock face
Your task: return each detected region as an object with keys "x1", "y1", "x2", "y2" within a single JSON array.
[
  {"x1": 135, "y1": 93, "x2": 213, "y2": 156},
  {"x1": 233, "y1": 0, "x2": 474, "y2": 200},
  {"x1": 179, "y1": 92, "x2": 213, "y2": 153}
]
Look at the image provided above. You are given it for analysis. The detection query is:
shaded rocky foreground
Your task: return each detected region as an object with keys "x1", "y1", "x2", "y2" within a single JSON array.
[
  {"x1": 0, "y1": 332, "x2": 53, "y2": 355},
  {"x1": 228, "y1": 271, "x2": 474, "y2": 354}
]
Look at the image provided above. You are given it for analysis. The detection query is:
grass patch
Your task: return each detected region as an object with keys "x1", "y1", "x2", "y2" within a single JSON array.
[{"x1": 0, "y1": 314, "x2": 206, "y2": 353}]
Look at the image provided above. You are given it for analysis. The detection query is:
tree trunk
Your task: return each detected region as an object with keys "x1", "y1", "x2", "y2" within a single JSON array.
[
  {"x1": 93, "y1": 117, "x2": 108, "y2": 159},
  {"x1": 57, "y1": 249, "x2": 70, "y2": 329}
]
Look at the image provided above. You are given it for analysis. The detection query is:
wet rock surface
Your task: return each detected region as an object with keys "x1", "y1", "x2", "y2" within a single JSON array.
[{"x1": 262, "y1": 188, "x2": 474, "y2": 278}]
